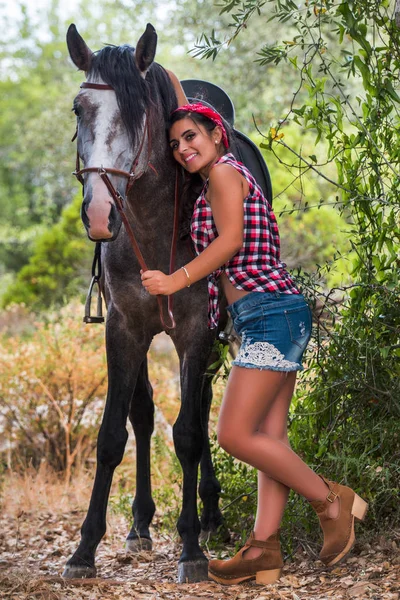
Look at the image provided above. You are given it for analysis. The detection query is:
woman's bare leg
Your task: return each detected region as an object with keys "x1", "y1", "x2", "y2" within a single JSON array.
[
  {"x1": 254, "y1": 373, "x2": 296, "y2": 527},
  {"x1": 217, "y1": 366, "x2": 337, "y2": 550},
  {"x1": 241, "y1": 372, "x2": 293, "y2": 558},
  {"x1": 217, "y1": 367, "x2": 327, "y2": 496}
]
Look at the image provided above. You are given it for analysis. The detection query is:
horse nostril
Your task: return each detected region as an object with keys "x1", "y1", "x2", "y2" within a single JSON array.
[
  {"x1": 81, "y1": 203, "x2": 90, "y2": 228},
  {"x1": 108, "y1": 203, "x2": 118, "y2": 224}
]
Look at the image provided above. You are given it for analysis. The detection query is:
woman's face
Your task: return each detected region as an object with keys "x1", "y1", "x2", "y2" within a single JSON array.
[{"x1": 169, "y1": 117, "x2": 223, "y2": 179}]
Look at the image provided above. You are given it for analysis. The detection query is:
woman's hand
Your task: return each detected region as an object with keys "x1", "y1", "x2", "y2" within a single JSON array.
[{"x1": 141, "y1": 270, "x2": 176, "y2": 295}]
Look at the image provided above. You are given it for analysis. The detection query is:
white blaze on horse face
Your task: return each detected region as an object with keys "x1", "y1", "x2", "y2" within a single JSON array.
[{"x1": 83, "y1": 86, "x2": 130, "y2": 240}]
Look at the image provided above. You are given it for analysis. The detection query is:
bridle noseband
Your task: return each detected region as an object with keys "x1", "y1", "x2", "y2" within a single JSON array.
[{"x1": 73, "y1": 81, "x2": 178, "y2": 330}]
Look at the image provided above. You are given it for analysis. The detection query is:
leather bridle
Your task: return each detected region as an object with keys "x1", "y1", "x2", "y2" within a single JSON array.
[{"x1": 73, "y1": 81, "x2": 178, "y2": 330}]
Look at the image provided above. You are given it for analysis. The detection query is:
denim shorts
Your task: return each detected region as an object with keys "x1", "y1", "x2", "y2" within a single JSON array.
[{"x1": 227, "y1": 291, "x2": 312, "y2": 372}]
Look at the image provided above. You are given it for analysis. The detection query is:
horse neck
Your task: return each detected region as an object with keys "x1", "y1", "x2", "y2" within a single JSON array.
[{"x1": 125, "y1": 116, "x2": 178, "y2": 242}]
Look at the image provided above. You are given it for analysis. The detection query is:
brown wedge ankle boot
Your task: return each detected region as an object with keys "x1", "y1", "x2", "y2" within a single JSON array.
[
  {"x1": 310, "y1": 476, "x2": 368, "y2": 567},
  {"x1": 208, "y1": 531, "x2": 283, "y2": 586}
]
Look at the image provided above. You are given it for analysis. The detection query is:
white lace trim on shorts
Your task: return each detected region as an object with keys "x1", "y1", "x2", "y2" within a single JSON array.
[{"x1": 234, "y1": 333, "x2": 299, "y2": 370}]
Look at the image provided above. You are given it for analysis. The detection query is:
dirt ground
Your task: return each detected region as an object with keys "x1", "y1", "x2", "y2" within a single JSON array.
[{"x1": 0, "y1": 510, "x2": 399, "y2": 600}]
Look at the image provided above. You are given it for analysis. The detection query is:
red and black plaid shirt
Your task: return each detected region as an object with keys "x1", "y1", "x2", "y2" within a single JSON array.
[{"x1": 190, "y1": 153, "x2": 299, "y2": 329}]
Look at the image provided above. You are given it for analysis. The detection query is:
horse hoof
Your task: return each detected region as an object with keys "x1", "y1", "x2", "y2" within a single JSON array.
[
  {"x1": 62, "y1": 564, "x2": 97, "y2": 579},
  {"x1": 125, "y1": 537, "x2": 153, "y2": 553},
  {"x1": 177, "y1": 559, "x2": 208, "y2": 583}
]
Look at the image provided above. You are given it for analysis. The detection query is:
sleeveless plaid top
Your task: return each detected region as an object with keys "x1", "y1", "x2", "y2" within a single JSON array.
[{"x1": 190, "y1": 153, "x2": 299, "y2": 329}]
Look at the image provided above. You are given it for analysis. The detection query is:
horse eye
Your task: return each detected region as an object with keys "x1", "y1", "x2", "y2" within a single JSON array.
[{"x1": 72, "y1": 104, "x2": 81, "y2": 117}]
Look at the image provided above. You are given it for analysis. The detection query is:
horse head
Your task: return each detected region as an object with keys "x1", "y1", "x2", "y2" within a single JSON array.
[{"x1": 67, "y1": 23, "x2": 160, "y2": 241}]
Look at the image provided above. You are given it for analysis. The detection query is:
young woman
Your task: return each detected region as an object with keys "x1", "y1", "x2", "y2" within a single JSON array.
[{"x1": 141, "y1": 103, "x2": 368, "y2": 586}]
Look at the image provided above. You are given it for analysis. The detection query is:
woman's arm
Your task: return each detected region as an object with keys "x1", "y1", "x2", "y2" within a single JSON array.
[
  {"x1": 165, "y1": 69, "x2": 188, "y2": 107},
  {"x1": 141, "y1": 164, "x2": 246, "y2": 295}
]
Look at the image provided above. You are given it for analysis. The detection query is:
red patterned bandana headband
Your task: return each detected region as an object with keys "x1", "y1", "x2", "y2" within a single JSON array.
[{"x1": 172, "y1": 102, "x2": 229, "y2": 149}]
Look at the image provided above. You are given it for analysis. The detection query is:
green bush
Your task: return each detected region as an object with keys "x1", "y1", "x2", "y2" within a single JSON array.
[{"x1": 1, "y1": 194, "x2": 92, "y2": 310}]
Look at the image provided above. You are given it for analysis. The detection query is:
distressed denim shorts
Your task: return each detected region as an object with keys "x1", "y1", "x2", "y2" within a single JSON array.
[{"x1": 227, "y1": 291, "x2": 312, "y2": 372}]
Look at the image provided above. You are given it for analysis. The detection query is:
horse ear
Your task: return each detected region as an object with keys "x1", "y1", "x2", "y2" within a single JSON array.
[
  {"x1": 66, "y1": 23, "x2": 93, "y2": 72},
  {"x1": 135, "y1": 23, "x2": 157, "y2": 76}
]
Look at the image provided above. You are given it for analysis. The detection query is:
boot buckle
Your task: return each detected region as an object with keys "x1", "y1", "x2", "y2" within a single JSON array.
[{"x1": 326, "y1": 490, "x2": 338, "y2": 503}]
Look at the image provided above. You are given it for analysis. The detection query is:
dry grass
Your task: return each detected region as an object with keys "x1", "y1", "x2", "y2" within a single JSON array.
[{"x1": 0, "y1": 463, "x2": 93, "y2": 516}]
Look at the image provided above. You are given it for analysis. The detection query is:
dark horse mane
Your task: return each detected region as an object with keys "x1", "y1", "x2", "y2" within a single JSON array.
[{"x1": 89, "y1": 44, "x2": 178, "y2": 148}]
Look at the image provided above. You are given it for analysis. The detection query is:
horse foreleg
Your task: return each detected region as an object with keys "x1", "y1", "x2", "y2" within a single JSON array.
[
  {"x1": 126, "y1": 358, "x2": 155, "y2": 552},
  {"x1": 198, "y1": 373, "x2": 229, "y2": 543},
  {"x1": 173, "y1": 344, "x2": 214, "y2": 583},
  {"x1": 63, "y1": 325, "x2": 149, "y2": 579}
]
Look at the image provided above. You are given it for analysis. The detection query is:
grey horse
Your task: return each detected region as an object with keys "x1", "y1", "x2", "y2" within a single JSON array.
[{"x1": 64, "y1": 23, "x2": 226, "y2": 583}]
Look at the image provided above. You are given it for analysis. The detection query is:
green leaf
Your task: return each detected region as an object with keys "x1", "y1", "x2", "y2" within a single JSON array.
[{"x1": 383, "y1": 79, "x2": 400, "y2": 103}]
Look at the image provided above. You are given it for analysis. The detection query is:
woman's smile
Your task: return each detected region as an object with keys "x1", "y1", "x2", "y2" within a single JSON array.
[{"x1": 183, "y1": 152, "x2": 199, "y2": 164}]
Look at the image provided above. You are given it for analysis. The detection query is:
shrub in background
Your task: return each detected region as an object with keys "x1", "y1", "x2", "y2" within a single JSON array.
[
  {"x1": 1, "y1": 194, "x2": 92, "y2": 310},
  {"x1": 0, "y1": 301, "x2": 107, "y2": 484}
]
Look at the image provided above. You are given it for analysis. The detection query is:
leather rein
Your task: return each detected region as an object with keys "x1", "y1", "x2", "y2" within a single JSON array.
[{"x1": 73, "y1": 81, "x2": 178, "y2": 330}]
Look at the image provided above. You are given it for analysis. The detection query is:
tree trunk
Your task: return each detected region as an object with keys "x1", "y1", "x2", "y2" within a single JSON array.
[{"x1": 396, "y1": 0, "x2": 400, "y2": 27}]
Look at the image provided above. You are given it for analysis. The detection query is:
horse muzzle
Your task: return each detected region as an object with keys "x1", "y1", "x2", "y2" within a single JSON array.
[{"x1": 82, "y1": 192, "x2": 123, "y2": 242}]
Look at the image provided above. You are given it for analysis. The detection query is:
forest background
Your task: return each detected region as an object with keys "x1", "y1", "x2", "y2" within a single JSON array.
[{"x1": 0, "y1": 0, "x2": 399, "y2": 562}]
